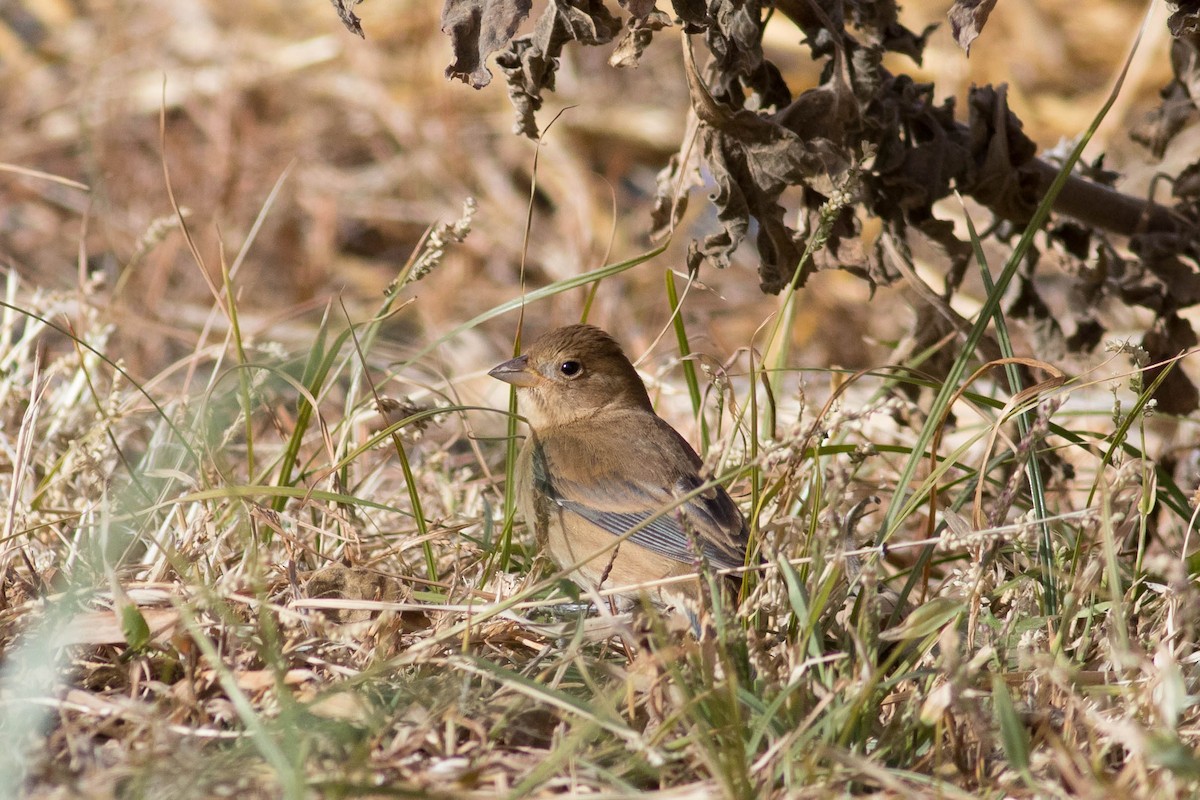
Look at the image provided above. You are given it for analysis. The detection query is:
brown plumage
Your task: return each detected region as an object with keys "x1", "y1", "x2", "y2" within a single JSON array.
[{"x1": 489, "y1": 324, "x2": 748, "y2": 605}]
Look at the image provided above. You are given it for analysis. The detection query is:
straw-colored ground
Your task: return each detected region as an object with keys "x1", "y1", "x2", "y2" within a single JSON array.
[{"x1": 2, "y1": 0, "x2": 1199, "y2": 797}]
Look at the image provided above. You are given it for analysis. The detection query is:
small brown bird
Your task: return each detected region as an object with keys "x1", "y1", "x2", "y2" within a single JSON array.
[{"x1": 489, "y1": 324, "x2": 748, "y2": 606}]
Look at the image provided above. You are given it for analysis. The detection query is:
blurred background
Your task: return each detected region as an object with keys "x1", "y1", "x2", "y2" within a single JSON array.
[{"x1": 0, "y1": 0, "x2": 1184, "y2": 388}]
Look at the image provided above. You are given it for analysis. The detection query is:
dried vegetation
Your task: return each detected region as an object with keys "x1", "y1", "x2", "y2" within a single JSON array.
[{"x1": 2, "y1": 0, "x2": 1200, "y2": 798}]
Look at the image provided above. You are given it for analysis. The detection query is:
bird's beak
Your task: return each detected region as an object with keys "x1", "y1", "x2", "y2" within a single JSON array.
[{"x1": 488, "y1": 354, "x2": 538, "y2": 387}]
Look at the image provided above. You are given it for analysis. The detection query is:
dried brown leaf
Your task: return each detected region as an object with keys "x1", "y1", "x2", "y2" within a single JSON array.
[
  {"x1": 682, "y1": 35, "x2": 845, "y2": 291},
  {"x1": 1173, "y1": 159, "x2": 1200, "y2": 200},
  {"x1": 948, "y1": 0, "x2": 999, "y2": 55},
  {"x1": 869, "y1": 76, "x2": 972, "y2": 223},
  {"x1": 496, "y1": 0, "x2": 620, "y2": 136},
  {"x1": 330, "y1": 0, "x2": 365, "y2": 38},
  {"x1": 618, "y1": 0, "x2": 658, "y2": 17},
  {"x1": 966, "y1": 84, "x2": 1039, "y2": 223},
  {"x1": 609, "y1": 9, "x2": 671, "y2": 68},
  {"x1": 1143, "y1": 312, "x2": 1200, "y2": 415},
  {"x1": 442, "y1": 0, "x2": 534, "y2": 89},
  {"x1": 1132, "y1": 85, "x2": 1196, "y2": 158},
  {"x1": 1169, "y1": 3, "x2": 1200, "y2": 39},
  {"x1": 650, "y1": 148, "x2": 700, "y2": 241}
]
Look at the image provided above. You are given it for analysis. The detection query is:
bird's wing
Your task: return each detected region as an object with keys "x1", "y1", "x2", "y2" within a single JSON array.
[{"x1": 531, "y1": 415, "x2": 747, "y2": 571}]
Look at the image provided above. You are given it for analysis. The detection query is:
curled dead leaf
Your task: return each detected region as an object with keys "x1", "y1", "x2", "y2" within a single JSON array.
[
  {"x1": 441, "y1": 0, "x2": 534, "y2": 89},
  {"x1": 948, "y1": 0, "x2": 999, "y2": 55}
]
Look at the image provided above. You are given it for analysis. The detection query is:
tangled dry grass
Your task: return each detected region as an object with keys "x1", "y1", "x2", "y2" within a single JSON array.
[{"x1": 2, "y1": 1, "x2": 1200, "y2": 798}]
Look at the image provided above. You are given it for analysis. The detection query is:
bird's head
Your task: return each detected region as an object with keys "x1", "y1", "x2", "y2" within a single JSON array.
[{"x1": 489, "y1": 324, "x2": 653, "y2": 429}]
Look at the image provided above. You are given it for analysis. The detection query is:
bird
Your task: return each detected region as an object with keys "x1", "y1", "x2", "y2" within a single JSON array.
[{"x1": 489, "y1": 324, "x2": 748, "y2": 607}]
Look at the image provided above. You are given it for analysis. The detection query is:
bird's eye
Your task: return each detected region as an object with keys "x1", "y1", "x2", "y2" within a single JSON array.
[{"x1": 559, "y1": 360, "x2": 583, "y2": 378}]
